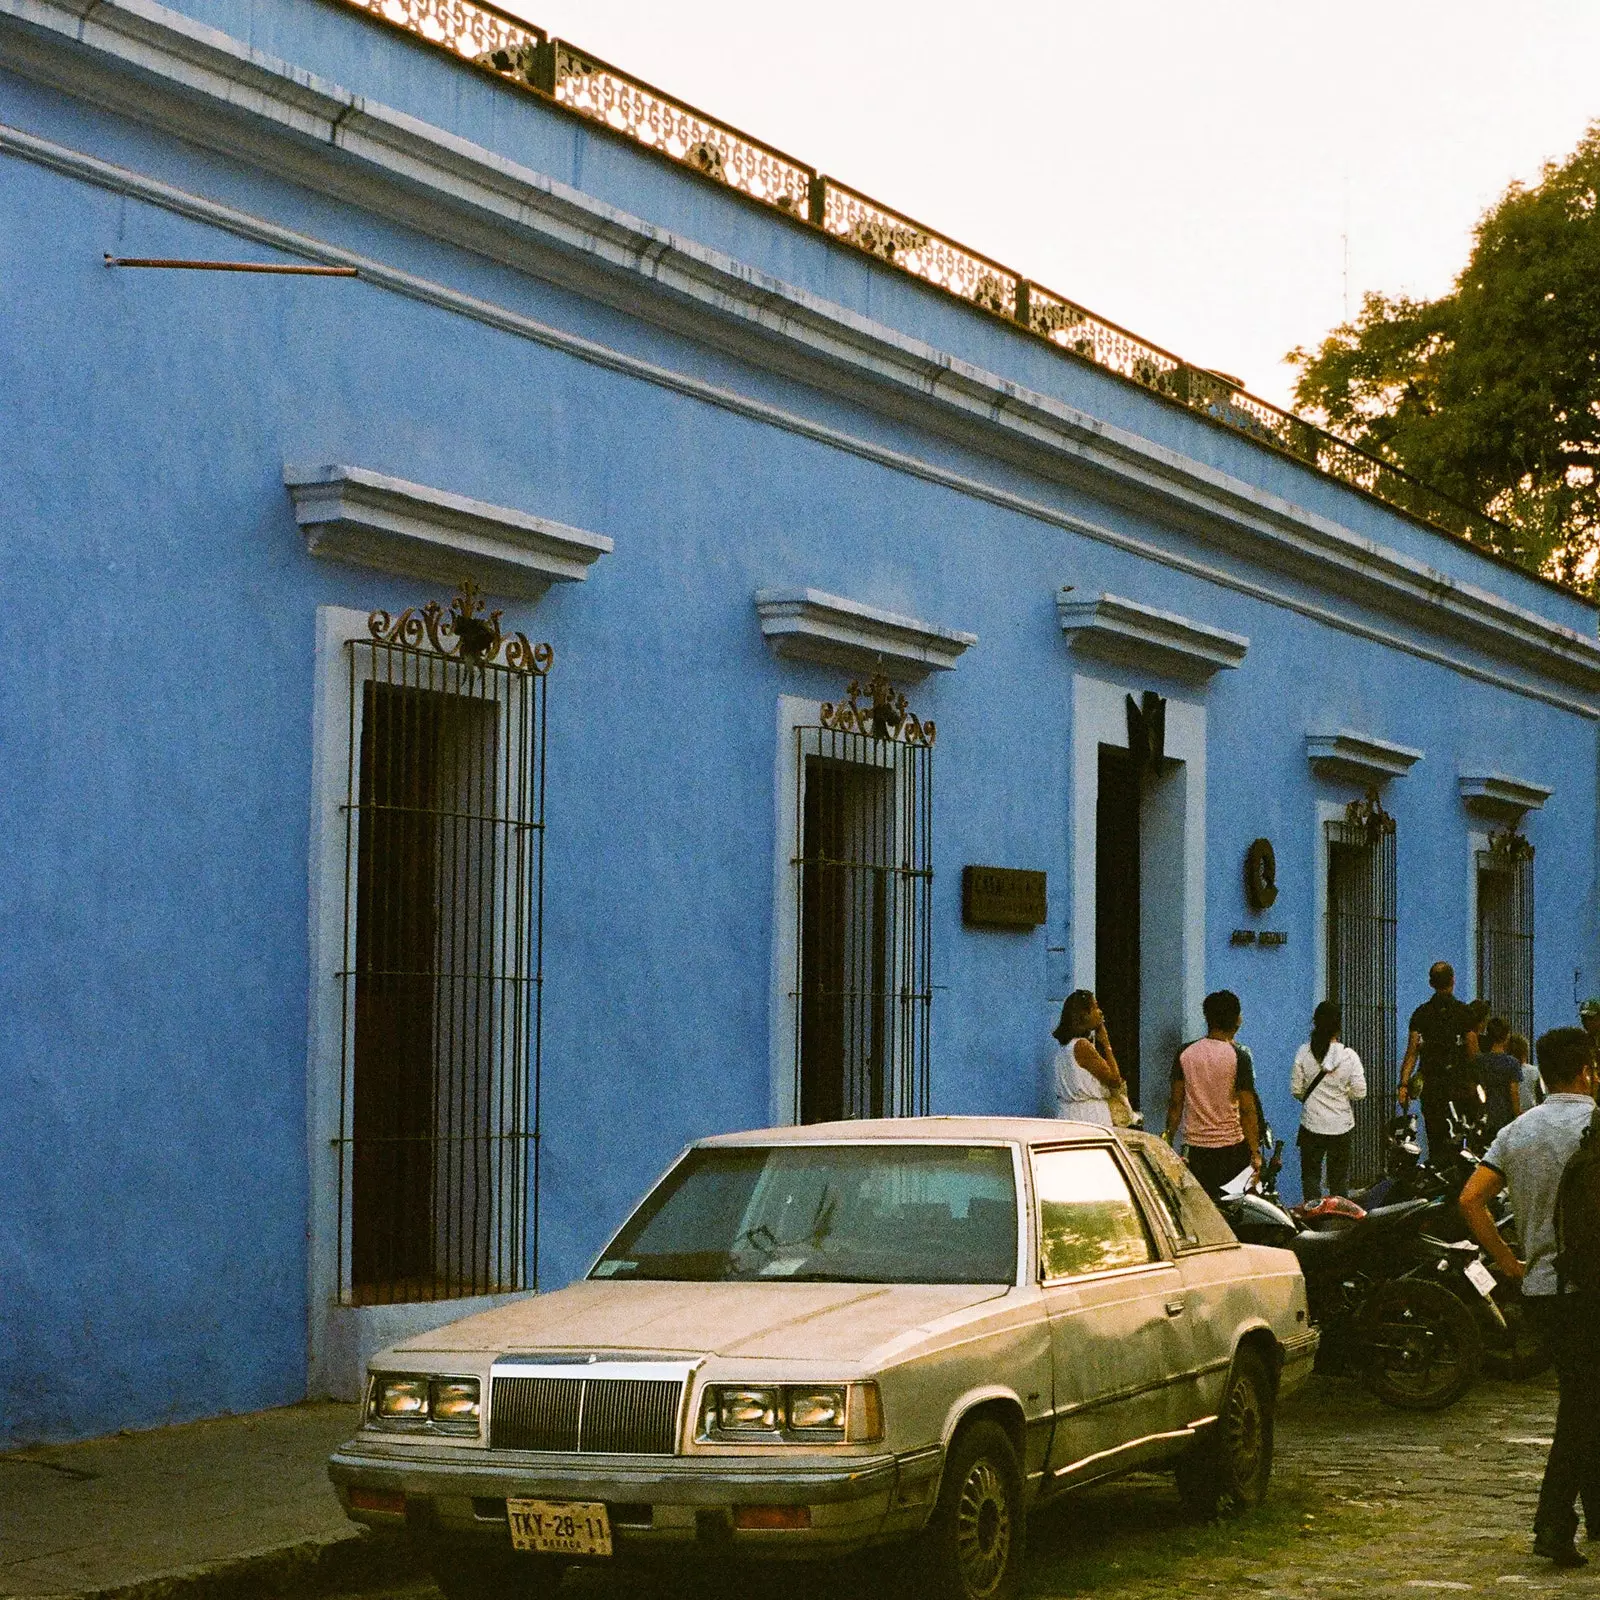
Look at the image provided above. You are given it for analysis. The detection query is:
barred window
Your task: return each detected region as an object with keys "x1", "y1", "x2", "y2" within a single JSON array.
[
  {"x1": 1477, "y1": 832, "x2": 1534, "y2": 1043},
  {"x1": 338, "y1": 589, "x2": 550, "y2": 1305},
  {"x1": 1326, "y1": 793, "x2": 1397, "y2": 1183},
  {"x1": 791, "y1": 677, "x2": 933, "y2": 1123}
]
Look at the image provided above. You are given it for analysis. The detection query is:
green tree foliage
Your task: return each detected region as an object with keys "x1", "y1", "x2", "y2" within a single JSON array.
[{"x1": 1290, "y1": 123, "x2": 1600, "y2": 589}]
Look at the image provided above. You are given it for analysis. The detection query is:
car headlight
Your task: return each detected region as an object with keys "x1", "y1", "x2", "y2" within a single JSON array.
[
  {"x1": 715, "y1": 1387, "x2": 781, "y2": 1432},
  {"x1": 698, "y1": 1382, "x2": 882, "y2": 1443},
  {"x1": 367, "y1": 1374, "x2": 480, "y2": 1435},
  {"x1": 786, "y1": 1388, "x2": 845, "y2": 1432},
  {"x1": 429, "y1": 1379, "x2": 481, "y2": 1433}
]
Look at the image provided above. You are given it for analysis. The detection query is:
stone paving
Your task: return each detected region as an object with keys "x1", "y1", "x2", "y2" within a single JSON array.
[{"x1": 545, "y1": 1372, "x2": 1588, "y2": 1599}]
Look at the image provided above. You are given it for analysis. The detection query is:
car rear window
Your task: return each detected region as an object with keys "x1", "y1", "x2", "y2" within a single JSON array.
[{"x1": 591, "y1": 1144, "x2": 1019, "y2": 1285}]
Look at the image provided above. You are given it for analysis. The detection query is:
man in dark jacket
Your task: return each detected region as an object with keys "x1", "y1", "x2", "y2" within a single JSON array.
[{"x1": 1398, "y1": 961, "x2": 1478, "y2": 1161}]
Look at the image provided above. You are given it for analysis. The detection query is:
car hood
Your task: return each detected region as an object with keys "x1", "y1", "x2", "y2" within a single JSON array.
[{"x1": 393, "y1": 1279, "x2": 1010, "y2": 1363}]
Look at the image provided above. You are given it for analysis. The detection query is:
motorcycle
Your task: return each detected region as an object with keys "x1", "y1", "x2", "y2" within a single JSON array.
[
  {"x1": 1221, "y1": 1183, "x2": 1484, "y2": 1409},
  {"x1": 1351, "y1": 1111, "x2": 1550, "y2": 1382},
  {"x1": 1222, "y1": 1121, "x2": 1490, "y2": 1408}
]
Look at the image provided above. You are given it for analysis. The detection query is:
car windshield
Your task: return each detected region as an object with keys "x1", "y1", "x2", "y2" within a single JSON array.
[{"x1": 591, "y1": 1143, "x2": 1018, "y2": 1285}]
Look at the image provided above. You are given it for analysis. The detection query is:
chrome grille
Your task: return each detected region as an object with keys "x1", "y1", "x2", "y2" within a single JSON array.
[{"x1": 490, "y1": 1375, "x2": 682, "y2": 1454}]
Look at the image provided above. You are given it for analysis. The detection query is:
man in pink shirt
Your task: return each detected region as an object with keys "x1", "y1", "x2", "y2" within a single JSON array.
[{"x1": 1164, "y1": 990, "x2": 1262, "y2": 1199}]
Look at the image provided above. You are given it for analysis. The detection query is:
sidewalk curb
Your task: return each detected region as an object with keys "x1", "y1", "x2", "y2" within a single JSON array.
[{"x1": 12, "y1": 1529, "x2": 416, "y2": 1600}]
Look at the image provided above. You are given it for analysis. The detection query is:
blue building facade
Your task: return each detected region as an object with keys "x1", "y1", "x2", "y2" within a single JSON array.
[{"x1": 3, "y1": 0, "x2": 1598, "y2": 1445}]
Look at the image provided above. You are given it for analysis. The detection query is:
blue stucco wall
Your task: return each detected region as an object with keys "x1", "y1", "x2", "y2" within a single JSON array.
[{"x1": 2, "y1": 0, "x2": 1596, "y2": 1445}]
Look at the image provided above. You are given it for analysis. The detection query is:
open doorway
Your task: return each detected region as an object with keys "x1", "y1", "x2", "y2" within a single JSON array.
[{"x1": 1096, "y1": 746, "x2": 1142, "y2": 1103}]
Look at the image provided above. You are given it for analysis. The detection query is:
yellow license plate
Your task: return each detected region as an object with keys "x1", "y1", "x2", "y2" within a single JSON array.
[{"x1": 506, "y1": 1498, "x2": 612, "y2": 1557}]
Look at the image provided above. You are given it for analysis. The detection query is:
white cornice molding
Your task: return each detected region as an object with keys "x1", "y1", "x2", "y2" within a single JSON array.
[
  {"x1": 284, "y1": 464, "x2": 612, "y2": 599},
  {"x1": 754, "y1": 587, "x2": 976, "y2": 681},
  {"x1": 1056, "y1": 591, "x2": 1248, "y2": 683},
  {"x1": 1306, "y1": 730, "x2": 1424, "y2": 788},
  {"x1": 5, "y1": 0, "x2": 1600, "y2": 702},
  {"x1": 1458, "y1": 772, "x2": 1552, "y2": 822}
]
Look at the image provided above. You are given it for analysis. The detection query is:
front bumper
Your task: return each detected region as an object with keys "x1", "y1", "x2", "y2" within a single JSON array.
[{"x1": 329, "y1": 1436, "x2": 941, "y2": 1556}]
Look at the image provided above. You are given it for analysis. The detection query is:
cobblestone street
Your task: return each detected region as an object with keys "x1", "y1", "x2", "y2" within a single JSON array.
[{"x1": 384, "y1": 1372, "x2": 1587, "y2": 1600}]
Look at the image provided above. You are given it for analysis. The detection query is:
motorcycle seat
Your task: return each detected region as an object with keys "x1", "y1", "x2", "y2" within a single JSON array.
[{"x1": 1289, "y1": 1197, "x2": 1432, "y2": 1267}]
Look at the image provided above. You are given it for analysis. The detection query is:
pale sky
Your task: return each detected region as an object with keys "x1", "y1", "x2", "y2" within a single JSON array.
[{"x1": 507, "y1": 1, "x2": 1600, "y2": 411}]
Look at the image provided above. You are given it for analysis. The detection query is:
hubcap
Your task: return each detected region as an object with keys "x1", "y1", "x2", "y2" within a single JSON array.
[
  {"x1": 954, "y1": 1456, "x2": 1012, "y2": 1596},
  {"x1": 1225, "y1": 1377, "x2": 1263, "y2": 1482}
]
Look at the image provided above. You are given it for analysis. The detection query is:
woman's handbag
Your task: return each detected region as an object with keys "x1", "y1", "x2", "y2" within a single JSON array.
[{"x1": 1109, "y1": 1086, "x2": 1137, "y2": 1127}]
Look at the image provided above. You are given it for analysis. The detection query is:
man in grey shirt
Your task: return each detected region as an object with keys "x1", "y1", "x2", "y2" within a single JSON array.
[{"x1": 1461, "y1": 1026, "x2": 1600, "y2": 1567}]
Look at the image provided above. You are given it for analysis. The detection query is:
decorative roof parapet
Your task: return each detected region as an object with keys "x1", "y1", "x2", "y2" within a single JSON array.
[
  {"x1": 324, "y1": 0, "x2": 1541, "y2": 576},
  {"x1": 1056, "y1": 592, "x2": 1249, "y2": 682},
  {"x1": 285, "y1": 464, "x2": 612, "y2": 599},
  {"x1": 1458, "y1": 772, "x2": 1553, "y2": 822},
  {"x1": 1306, "y1": 730, "x2": 1424, "y2": 787},
  {"x1": 754, "y1": 587, "x2": 976, "y2": 681}
]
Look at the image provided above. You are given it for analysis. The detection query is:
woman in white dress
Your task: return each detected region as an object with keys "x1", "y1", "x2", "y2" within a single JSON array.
[
  {"x1": 1290, "y1": 1000, "x2": 1367, "y2": 1199},
  {"x1": 1051, "y1": 989, "x2": 1127, "y2": 1127}
]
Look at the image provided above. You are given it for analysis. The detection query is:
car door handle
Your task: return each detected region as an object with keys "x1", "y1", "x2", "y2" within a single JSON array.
[{"x1": 1165, "y1": 1297, "x2": 1187, "y2": 1317}]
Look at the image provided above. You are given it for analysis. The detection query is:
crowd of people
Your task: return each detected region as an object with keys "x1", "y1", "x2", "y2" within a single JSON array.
[{"x1": 1048, "y1": 962, "x2": 1600, "y2": 1571}]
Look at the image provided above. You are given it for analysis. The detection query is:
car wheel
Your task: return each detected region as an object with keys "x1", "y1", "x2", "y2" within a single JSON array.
[
  {"x1": 1175, "y1": 1348, "x2": 1274, "y2": 1518},
  {"x1": 423, "y1": 1541, "x2": 561, "y2": 1600},
  {"x1": 920, "y1": 1420, "x2": 1025, "y2": 1600}
]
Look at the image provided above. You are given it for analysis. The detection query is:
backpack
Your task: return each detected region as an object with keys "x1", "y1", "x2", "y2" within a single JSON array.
[{"x1": 1553, "y1": 1105, "x2": 1600, "y2": 1295}]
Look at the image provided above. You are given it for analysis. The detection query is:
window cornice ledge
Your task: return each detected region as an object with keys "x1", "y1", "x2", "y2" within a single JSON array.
[
  {"x1": 1306, "y1": 730, "x2": 1423, "y2": 787},
  {"x1": 755, "y1": 587, "x2": 976, "y2": 681},
  {"x1": 1458, "y1": 772, "x2": 1552, "y2": 822},
  {"x1": 284, "y1": 464, "x2": 612, "y2": 599},
  {"x1": 1056, "y1": 592, "x2": 1248, "y2": 682}
]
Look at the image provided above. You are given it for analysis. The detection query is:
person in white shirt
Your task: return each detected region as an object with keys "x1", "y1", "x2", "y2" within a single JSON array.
[
  {"x1": 1290, "y1": 1000, "x2": 1367, "y2": 1199},
  {"x1": 1051, "y1": 989, "x2": 1125, "y2": 1127}
]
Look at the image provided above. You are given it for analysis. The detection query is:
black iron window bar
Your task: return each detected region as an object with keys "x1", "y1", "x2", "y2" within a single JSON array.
[
  {"x1": 1477, "y1": 829, "x2": 1535, "y2": 1046},
  {"x1": 1326, "y1": 790, "x2": 1398, "y2": 1185},
  {"x1": 329, "y1": 0, "x2": 1521, "y2": 566},
  {"x1": 793, "y1": 677, "x2": 934, "y2": 1125},
  {"x1": 337, "y1": 582, "x2": 551, "y2": 1305}
]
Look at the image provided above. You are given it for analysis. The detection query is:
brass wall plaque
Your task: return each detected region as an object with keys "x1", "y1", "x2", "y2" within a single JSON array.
[{"x1": 962, "y1": 866, "x2": 1047, "y2": 929}]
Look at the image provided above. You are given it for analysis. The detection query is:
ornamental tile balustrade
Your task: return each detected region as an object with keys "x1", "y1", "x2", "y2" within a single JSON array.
[
  {"x1": 332, "y1": 0, "x2": 1515, "y2": 563},
  {"x1": 551, "y1": 42, "x2": 813, "y2": 215},
  {"x1": 822, "y1": 181, "x2": 1018, "y2": 318}
]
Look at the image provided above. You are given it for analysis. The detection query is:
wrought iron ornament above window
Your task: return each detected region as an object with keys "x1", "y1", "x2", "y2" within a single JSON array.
[
  {"x1": 1326, "y1": 790, "x2": 1398, "y2": 1184},
  {"x1": 330, "y1": 0, "x2": 1527, "y2": 565},
  {"x1": 338, "y1": 583, "x2": 551, "y2": 1305},
  {"x1": 1477, "y1": 829, "x2": 1535, "y2": 1045},
  {"x1": 794, "y1": 676, "x2": 934, "y2": 1126}
]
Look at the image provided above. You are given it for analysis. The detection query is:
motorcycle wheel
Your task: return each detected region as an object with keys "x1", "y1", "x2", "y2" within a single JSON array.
[
  {"x1": 1480, "y1": 1291, "x2": 1553, "y2": 1382},
  {"x1": 1362, "y1": 1278, "x2": 1482, "y2": 1410}
]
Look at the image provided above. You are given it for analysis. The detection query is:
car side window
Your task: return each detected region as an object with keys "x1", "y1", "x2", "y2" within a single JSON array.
[
  {"x1": 1032, "y1": 1146, "x2": 1156, "y2": 1280},
  {"x1": 1122, "y1": 1133, "x2": 1237, "y2": 1250}
]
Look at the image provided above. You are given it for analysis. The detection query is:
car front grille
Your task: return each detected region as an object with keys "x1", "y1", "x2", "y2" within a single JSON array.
[{"x1": 490, "y1": 1375, "x2": 683, "y2": 1455}]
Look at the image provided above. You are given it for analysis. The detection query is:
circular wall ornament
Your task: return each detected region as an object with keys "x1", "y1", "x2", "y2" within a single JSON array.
[{"x1": 1245, "y1": 838, "x2": 1278, "y2": 910}]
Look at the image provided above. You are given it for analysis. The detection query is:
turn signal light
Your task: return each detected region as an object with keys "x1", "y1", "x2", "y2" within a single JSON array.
[
  {"x1": 733, "y1": 1505, "x2": 812, "y2": 1530},
  {"x1": 348, "y1": 1488, "x2": 406, "y2": 1517}
]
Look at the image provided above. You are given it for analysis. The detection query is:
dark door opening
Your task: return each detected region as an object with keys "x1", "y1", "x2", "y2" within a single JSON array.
[
  {"x1": 1096, "y1": 746, "x2": 1142, "y2": 1105},
  {"x1": 799, "y1": 758, "x2": 890, "y2": 1123}
]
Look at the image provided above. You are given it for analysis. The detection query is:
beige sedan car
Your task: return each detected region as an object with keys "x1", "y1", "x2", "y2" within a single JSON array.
[{"x1": 329, "y1": 1117, "x2": 1315, "y2": 1600}]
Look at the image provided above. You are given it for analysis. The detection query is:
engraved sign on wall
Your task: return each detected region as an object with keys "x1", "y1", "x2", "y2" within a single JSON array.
[{"x1": 962, "y1": 867, "x2": 1047, "y2": 929}]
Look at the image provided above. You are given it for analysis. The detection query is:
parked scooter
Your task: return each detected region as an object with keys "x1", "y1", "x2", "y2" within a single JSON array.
[{"x1": 1220, "y1": 1124, "x2": 1483, "y2": 1409}]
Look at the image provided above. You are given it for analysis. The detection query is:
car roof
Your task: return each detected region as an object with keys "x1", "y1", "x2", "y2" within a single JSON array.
[{"x1": 695, "y1": 1115, "x2": 1116, "y2": 1148}]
